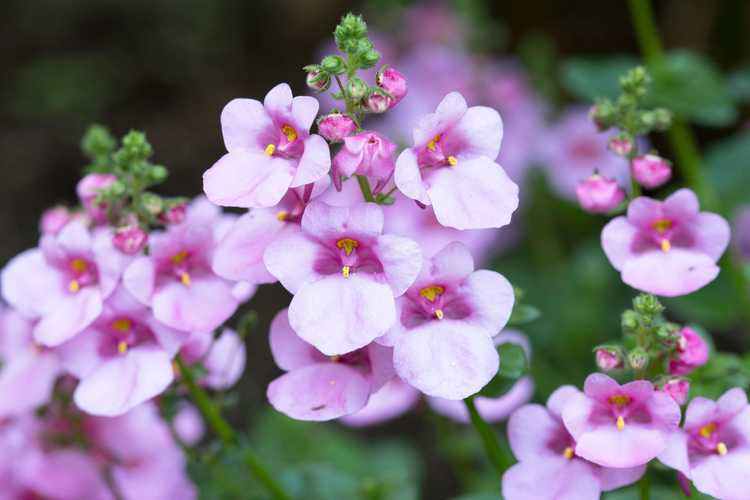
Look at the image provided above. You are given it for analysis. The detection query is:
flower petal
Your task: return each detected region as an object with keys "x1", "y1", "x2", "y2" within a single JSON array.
[
  {"x1": 269, "y1": 308, "x2": 324, "y2": 370},
  {"x1": 201, "y1": 329, "x2": 246, "y2": 390},
  {"x1": 0, "y1": 348, "x2": 60, "y2": 416},
  {"x1": 291, "y1": 134, "x2": 331, "y2": 187},
  {"x1": 373, "y1": 234, "x2": 422, "y2": 296},
  {"x1": 263, "y1": 230, "x2": 325, "y2": 294},
  {"x1": 691, "y1": 212, "x2": 730, "y2": 262},
  {"x1": 341, "y1": 378, "x2": 419, "y2": 427},
  {"x1": 501, "y1": 459, "x2": 601, "y2": 500},
  {"x1": 34, "y1": 289, "x2": 103, "y2": 346},
  {"x1": 152, "y1": 275, "x2": 238, "y2": 332},
  {"x1": 451, "y1": 105, "x2": 503, "y2": 160},
  {"x1": 460, "y1": 269, "x2": 515, "y2": 335},
  {"x1": 1, "y1": 249, "x2": 65, "y2": 317},
  {"x1": 601, "y1": 216, "x2": 639, "y2": 271},
  {"x1": 394, "y1": 149, "x2": 430, "y2": 205},
  {"x1": 621, "y1": 249, "x2": 720, "y2": 297},
  {"x1": 122, "y1": 256, "x2": 157, "y2": 305},
  {"x1": 301, "y1": 201, "x2": 384, "y2": 240},
  {"x1": 221, "y1": 98, "x2": 273, "y2": 152}
]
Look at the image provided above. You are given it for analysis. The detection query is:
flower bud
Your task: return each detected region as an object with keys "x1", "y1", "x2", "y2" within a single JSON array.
[
  {"x1": 589, "y1": 101, "x2": 615, "y2": 131},
  {"x1": 575, "y1": 174, "x2": 626, "y2": 214},
  {"x1": 360, "y1": 49, "x2": 381, "y2": 69},
  {"x1": 39, "y1": 205, "x2": 72, "y2": 236},
  {"x1": 627, "y1": 347, "x2": 649, "y2": 371},
  {"x1": 306, "y1": 68, "x2": 331, "y2": 92},
  {"x1": 163, "y1": 204, "x2": 187, "y2": 225},
  {"x1": 595, "y1": 348, "x2": 623, "y2": 371},
  {"x1": 317, "y1": 112, "x2": 357, "y2": 142},
  {"x1": 76, "y1": 173, "x2": 117, "y2": 224},
  {"x1": 321, "y1": 55, "x2": 346, "y2": 75},
  {"x1": 113, "y1": 224, "x2": 147, "y2": 255},
  {"x1": 660, "y1": 378, "x2": 689, "y2": 406},
  {"x1": 669, "y1": 326, "x2": 709, "y2": 375},
  {"x1": 631, "y1": 154, "x2": 672, "y2": 189},
  {"x1": 633, "y1": 293, "x2": 664, "y2": 316},
  {"x1": 365, "y1": 91, "x2": 390, "y2": 114},
  {"x1": 376, "y1": 67, "x2": 408, "y2": 106},
  {"x1": 140, "y1": 192, "x2": 163, "y2": 216},
  {"x1": 347, "y1": 77, "x2": 368, "y2": 100},
  {"x1": 608, "y1": 135, "x2": 633, "y2": 157},
  {"x1": 332, "y1": 131, "x2": 396, "y2": 192},
  {"x1": 621, "y1": 310, "x2": 639, "y2": 332}
]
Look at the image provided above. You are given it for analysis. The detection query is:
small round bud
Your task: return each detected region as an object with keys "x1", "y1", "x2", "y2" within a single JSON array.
[
  {"x1": 627, "y1": 347, "x2": 649, "y2": 371},
  {"x1": 589, "y1": 101, "x2": 615, "y2": 131},
  {"x1": 376, "y1": 67, "x2": 408, "y2": 106},
  {"x1": 163, "y1": 204, "x2": 187, "y2": 225},
  {"x1": 575, "y1": 174, "x2": 626, "y2": 214},
  {"x1": 365, "y1": 91, "x2": 390, "y2": 114},
  {"x1": 149, "y1": 165, "x2": 168, "y2": 183},
  {"x1": 633, "y1": 294, "x2": 664, "y2": 316},
  {"x1": 649, "y1": 108, "x2": 672, "y2": 131},
  {"x1": 77, "y1": 173, "x2": 118, "y2": 224},
  {"x1": 321, "y1": 55, "x2": 346, "y2": 75},
  {"x1": 360, "y1": 49, "x2": 381, "y2": 69},
  {"x1": 660, "y1": 378, "x2": 689, "y2": 406},
  {"x1": 621, "y1": 310, "x2": 639, "y2": 331},
  {"x1": 347, "y1": 77, "x2": 368, "y2": 100},
  {"x1": 595, "y1": 348, "x2": 623, "y2": 372},
  {"x1": 631, "y1": 154, "x2": 672, "y2": 189},
  {"x1": 140, "y1": 192, "x2": 163, "y2": 215},
  {"x1": 608, "y1": 135, "x2": 633, "y2": 157},
  {"x1": 306, "y1": 69, "x2": 331, "y2": 92},
  {"x1": 669, "y1": 327, "x2": 709, "y2": 375},
  {"x1": 317, "y1": 112, "x2": 357, "y2": 142},
  {"x1": 113, "y1": 224, "x2": 147, "y2": 255}
]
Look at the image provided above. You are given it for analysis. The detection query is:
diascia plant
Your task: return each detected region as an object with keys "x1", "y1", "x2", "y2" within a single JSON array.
[{"x1": 1, "y1": 5, "x2": 749, "y2": 500}]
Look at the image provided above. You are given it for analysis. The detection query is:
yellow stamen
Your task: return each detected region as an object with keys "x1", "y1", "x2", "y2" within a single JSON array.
[
  {"x1": 69, "y1": 280, "x2": 81, "y2": 293},
  {"x1": 180, "y1": 272, "x2": 191, "y2": 286},
  {"x1": 435, "y1": 309, "x2": 444, "y2": 320},
  {"x1": 699, "y1": 422, "x2": 717, "y2": 439},
  {"x1": 660, "y1": 239, "x2": 671, "y2": 252},
  {"x1": 70, "y1": 258, "x2": 88, "y2": 273},
  {"x1": 111, "y1": 318, "x2": 132, "y2": 333},
  {"x1": 329, "y1": 355, "x2": 341, "y2": 363},
  {"x1": 447, "y1": 155, "x2": 458, "y2": 166},
  {"x1": 652, "y1": 218, "x2": 673, "y2": 234},
  {"x1": 609, "y1": 394, "x2": 631, "y2": 407},
  {"x1": 336, "y1": 238, "x2": 359, "y2": 256},
  {"x1": 616, "y1": 415, "x2": 625, "y2": 431},
  {"x1": 276, "y1": 210, "x2": 288, "y2": 222},
  {"x1": 716, "y1": 442, "x2": 728, "y2": 455},
  {"x1": 264, "y1": 143, "x2": 276, "y2": 156},
  {"x1": 281, "y1": 125, "x2": 298, "y2": 142},
  {"x1": 117, "y1": 341, "x2": 128, "y2": 354},
  {"x1": 427, "y1": 134, "x2": 441, "y2": 152},
  {"x1": 170, "y1": 250, "x2": 189, "y2": 265},
  {"x1": 419, "y1": 285, "x2": 445, "y2": 302},
  {"x1": 342, "y1": 265, "x2": 351, "y2": 278},
  {"x1": 563, "y1": 447, "x2": 574, "y2": 459}
]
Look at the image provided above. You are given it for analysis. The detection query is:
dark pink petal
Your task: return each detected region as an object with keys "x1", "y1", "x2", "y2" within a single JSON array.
[
  {"x1": 288, "y1": 275, "x2": 396, "y2": 356},
  {"x1": 394, "y1": 149, "x2": 431, "y2": 205},
  {"x1": 267, "y1": 363, "x2": 370, "y2": 421},
  {"x1": 601, "y1": 216, "x2": 639, "y2": 271},
  {"x1": 152, "y1": 275, "x2": 238, "y2": 332},
  {"x1": 221, "y1": 98, "x2": 273, "y2": 152},
  {"x1": 501, "y1": 459, "x2": 601, "y2": 500},
  {"x1": 393, "y1": 320, "x2": 497, "y2": 399},
  {"x1": 269, "y1": 308, "x2": 324, "y2": 370},
  {"x1": 621, "y1": 249, "x2": 719, "y2": 297},
  {"x1": 203, "y1": 151, "x2": 294, "y2": 208},
  {"x1": 34, "y1": 289, "x2": 103, "y2": 346},
  {"x1": 263, "y1": 231, "x2": 325, "y2": 294},
  {"x1": 373, "y1": 234, "x2": 422, "y2": 296},
  {"x1": 451, "y1": 105, "x2": 503, "y2": 160},
  {"x1": 291, "y1": 135, "x2": 331, "y2": 187}
]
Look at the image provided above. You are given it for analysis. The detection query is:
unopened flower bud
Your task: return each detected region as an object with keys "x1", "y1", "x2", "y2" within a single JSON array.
[
  {"x1": 640, "y1": 108, "x2": 672, "y2": 131},
  {"x1": 365, "y1": 90, "x2": 390, "y2": 114},
  {"x1": 347, "y1": 77, "x2": 368, "y2": 100},
  {"x1": 589, "y1": 101, "x2": 615, "y2": 131},
  {"x1": 660, "y1": 378, "x2": 689, "y2": 405},
  {"x1": 140, "y1": 192, "x2": 163, "y2": 215},
  {"x1": 595, "y1": 348, "x2": 623, "y2": 371},
  {"x1": 332, "y1": 131, "x2": 396, "y2": 192},
  {"x1": 633, "y1": 294, "x2": 664, "y2": 316},
  {"x1": 360, "y1": 49, "x2": 381, "y2": 69},
  {"x1": 669, "y1": 326, "x2": 709, "y2": 375},
  {"x1": 628, "y1": 347, "x2": 649, "y2": 371},
  {"x1": 575, "y1": 174, "x2": 626, "y2": 214},
  {"x1": 376, "y1": 67, "x2": 407, "y2": 106},
  {"x1": 608, "y1": 135, "x2": 633, "y2": 157},
  {"x1": 163, "y1": 204, "x2": 187, "y2": 225},
  {"x1": 306, "y1": 68, "x2": 331, "y2": 92},
  {"x1": 39, "y1": 205, "x2": 72, "y2": 235},
  {"x1": 113, "y1": 224, "x2": 147, "y2": 255},
  {"x1": 631, "y1": 154, "x2": 672, "y2": 189},
  {"x1": 77, "y1": 173, "x2": 117, "y2": 224},
  {"x1": 317, "y1": 112, "x2": 357, "y2": 142},
  {"x1": 621, "y1": 310, "x2": 639, "y2": 332},
  {"x1": 148, "y1": 165, "x2": 168, "y2": 183},
  {"x1": 321, "y1": 55, "x2": 346, "y2": 75}
]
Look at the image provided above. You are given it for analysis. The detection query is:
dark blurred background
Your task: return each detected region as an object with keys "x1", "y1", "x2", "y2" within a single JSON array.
[{"x1": 2, "y1": 1, "x2": 750, "y2": 498}]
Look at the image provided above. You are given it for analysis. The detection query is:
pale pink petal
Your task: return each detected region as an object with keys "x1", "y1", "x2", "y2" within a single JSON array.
[
  {"x1": 56, "y1": 219, "x2": 93, "y2": 256},
  {"x1": 373, "y1": 234, "x2": 422, "y2": 296},
  {"x1": 508, "y1": 403, "x2": 563, "y2": 461},
  {"x1": 451, "y1": 106, "x2": 503, "y2": 160},
  {"x1": 657, "y1": 429, "x2": 690, "y2": 476},
  {"x1": 263, "y1": 83, "x2": 294, "y2": 117},
  {"x1": 583, "y1": 373, "x2": 623, "y2": 401},
  {"x1": 291, "y1": 134, "x2": 331, "y2": 187},
  {"x1": 427, "y1": 157, "x2": 519, "y2": 230},
  {"x1": 691, "y1": 212, "x2": 730, "y2": 262},
  {"x1": 573, "y1": 423, "x2": 671, "y2": 468},
  {"x1": 341, "y1": 378, "x2": 420, "y2": 427},
  {"x1": 627, "y1": 196, "x2": 664, "y2": 227},
  {"x1": 34, "y1": 289, "x2": 103, "y2": 346},
  {"x1": 1, "y1": 249, "x2": 65, "y2": 317},
  {"x1": 58, "y1": 326, "x2": 102, "y2": 378},
  {"x1": 413, "y1": 92, "x2": 468, "y2": 146},
  {"x1": 367, "y1": 342, "x2": 396, "y2": 392},
  {"x1": 601, "y1": 217, "x2": 640, "y2": 271},
  {"x1": 269, "y1": 308, "x2": 323, "y2": 370},
  {"x1": 394, "y1": 149, "x2": 430, "y2": 205},
  {"x1": 263, "y1": 231, "x2": 325, "y2": 294},
  {"x1": 202, "y1": 329, "x2": 246, "y2": 390},
  {"x1": 0, "y1": 348, "x2": 60, "y2": 416},
  {"x1": 152, "y1": 275, "x2": 238, "y2": 332},
  {"x1": 621, "y1": 249, "x2": 720, "y2": 297},
  {"x1": 423, "y1": 241, "x2": 475, "y2": 284},
  {"x1": 501, "y1": 459, "x2": 601, "y2": 500},
  {"x1": 546, "y1": 385, "x2": 582, "y2": 418},
  {"x1": 92, "y1": 229, "x2": 130, "y2": 298},
  {"x1": 393, "y1": 320, "x2": 497, "y2": 399},
  {"x1": 663, "y1": 188, "x2": 700, "y2": 221},
  {"x1": 457, "y1": 269, "x2": 514, "y2": 336},
  {"x1": 221, "y1": 98, "x2": 273, "y2": 152},
  {"x1": 691, "y1": 451, "x2": 750, "y2": 500},
  {"x1": 288, "y1": 274, "x2": 396, "y2": 356},
  {"x1": 267, "y1": 363, "x2": 370, "y2": 421},
  {"x1": 301, "y1": 201, "x2": 384, "y2": 239},
  {"x1": 203, "y1": 151, "x2": 294, "y2": 208},
  {"x1": 291, "y1": 95, "x2": 320, "y2": 132},
  {"x1": 428, "y1": 376, "x2": 534, "y2": 424},
  {"x1": 598, "y1": 464, "x2": 646, "y2": 491},
  {"x1": 122, "y1": 256, "x2": 157, "y2": 305},
  {"x1": 19, "y1": 450, "x2": 111, "y2": 500}
]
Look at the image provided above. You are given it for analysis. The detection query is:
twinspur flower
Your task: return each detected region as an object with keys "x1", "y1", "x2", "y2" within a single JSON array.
[
  {"x1": 203, "y1": 83, "x2": 331, "y2": 208},
  {"x1": 332, "y1": 131, "x2": 397, "y2": 193}
]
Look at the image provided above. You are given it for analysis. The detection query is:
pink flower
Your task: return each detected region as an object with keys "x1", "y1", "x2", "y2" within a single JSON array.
[
  {"x1": 659, "y1": 388, "x2": 750, "y2": 500},
  {"x1": 0, "y1": 309, "x2": 62, "y2": 416},
  {"x1": 39, "y1": 205, "x2": 73, "y2": 235},
  {"x1": 660, "y1": 378, "x2": 690, "y2": 406},
  {"x1": 378, "y1": 242, "x2": 514, "y2": 399},
  {"x1": 539, "y1": 108, "x2": 629, "y2": 200},
  {"x1": 428, "y1": 330, "x2": 533, "y2": 422},
  {"x1": 632, "y1": 154, "x2": 672, "y2": 189},
  {"x1": 264, "y1": 201, "x2": 421, "y2": 355},
  {"x1": 340, "y1": 378, "x2": 420, "y2": 427},
  {"x1": 162, "y1": 204, "x2": 187, "y2": 225},
  {"x1": 179, "y1": 328, "x2": 246, "y2": 390},
  {"x1": 317, "y1": 112, "x2": 357, "y2": 142},
  {"x1": 376, "y1": 67, "x2": 408, "y2": 106},
  {"x1": 608, "y1": 136, "x2": 633, "y2": 156},
  {"x1": 562, "y1": 373, "x2": 681, "y2": 468},
  {"x1": 203, "y1": 83, "x2": 331, "y2": 208},
  {"x1": 77, "y1": 173, "x2": 117, "y2": 224},
  {"x1": 601, "y1": 189, "x2": 730, "y2": 297},
  {"x1": 59, "y1": 286, "x2": 186, "y2": 416},
  {"x1": 668, "y1": 326, "x2": 709, "y2": 375},
  {"x1": 503, "y1": 386, "x2": 645, "y2": 500},
  {"x1": 113, "y1": 224, "x2": 148, "y2": 255},
  {"x1": 1, "y1": 220, "x2": 128, "y2": 346},
  {"x1": 575, "y1": 174, "x2": 626, "y2": 214},
  {"x1": 595, "y1": 348, "x2": 623, "y2": 371},
  {"x1": 266, "y1": 308, "x2": 395, "y2": 421},
  {"x1": 394, "y1": 92, "x2": 519, "y2": 230},
  {"x1": 123, "y1": 198, "x2": 243, "y2": 332},
  {"x1": 332, "y1": 131, "x2": 397, "y2": 192},
  {"x1": 173, "y1": 403, "x2": 205, "y2": 446}
]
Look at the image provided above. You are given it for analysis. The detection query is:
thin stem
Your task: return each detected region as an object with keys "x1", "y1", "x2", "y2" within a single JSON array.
[
  {"x1": 356, "y1": 175, "x2": 375, "y2": 202},
  {"x1": 639, "y1": 466, "x2": 651, "y2": 500},
  {"x1": 628, "y1": 0, "x2": 664, "y2": 63},
  {"x1": 174, "y1": 356, "x2": 291, "y2": 500},
  {"x1": 463, "y1": 396, "x2": 509, "y2": 474}
]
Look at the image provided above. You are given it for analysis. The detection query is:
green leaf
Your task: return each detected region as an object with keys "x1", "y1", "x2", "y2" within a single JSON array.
[
  {"x1": 508, "y1": 304, "x2": 541, "y2": 326},
  {"x1": 704, "y1": 129, "x2": 750, "y2": 212},
  {"x1": 646, "y1": 50, "x2": 737, "y2": 127},
  {"x1": 664, "y1": 272, "x2": 743, "y2": 330},
  {"x1": 728, "y1": 66, "x2": 750, "y2": 102},
  {"x1": 561, "y1": 55, "x2": 640, "y2": 100},
  {"x1": 478, "y1": 343, "x2": 528, "y2": 398}
]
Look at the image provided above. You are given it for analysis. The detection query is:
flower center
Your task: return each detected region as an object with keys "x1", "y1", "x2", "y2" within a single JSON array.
[
  {"x1": 282, "y1": 125, "x2": 297, "y2": 143},
  {"x1": 418, "y1": 285, "x2": 446, "y2": 320},
  {"x1": 68, "y1": 258, "x2": 94, "y2": 293},
  {"x1": 70, "y1": 258, "x2": 88, "y2": 273},
  {"x1": 427, "y1": 134, "x2": 441, "y2": 152},
  {"x1": 699, "y1": 422, "x2": 716, "y2": 438},
  {"x1": 609, "y1": 394, "x2": 631, "y2": 407},
  {"x1": 111, "y1": 318, "x2": 132, "y2": 332},
  {"x1": 652, "y1": 218, "x2": 673, "y2": 234},
  {"x1": 170, "y1": 251, "x2": 192, "y2": 286},
  {"x1": 336, "y1": 238, "x2": 359, "y2": 256}
]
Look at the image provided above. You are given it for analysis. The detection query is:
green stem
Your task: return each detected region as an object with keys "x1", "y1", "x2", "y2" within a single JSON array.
[
  {"x1": 628, "y1": 0, "x2": 664, "y2": 63},
  {"x1": 356, "y1": 175, "x2": 375, "y2": 202},
  {"x1": 174, "y1": 356, "x2": 291, "y2": 500},
  {"x1": 638, "y1": 466, "x2": 651, "y2": 500},
  {"x1": 463, "y1": 396, "x2": 509, "y2": 474}
]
